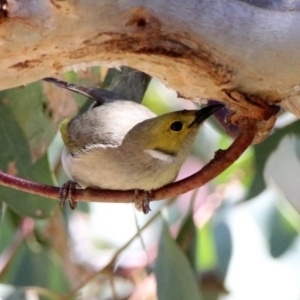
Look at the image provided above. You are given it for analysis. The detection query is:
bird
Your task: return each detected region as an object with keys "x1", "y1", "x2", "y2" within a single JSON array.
[{"x1": 44, "y1": 77, "x2": 224, "y2": 213}]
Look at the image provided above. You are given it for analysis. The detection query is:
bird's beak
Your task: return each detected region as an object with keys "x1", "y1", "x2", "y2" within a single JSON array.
[{"x1": 188, "y1": 104, "x2": 225, "y2": 128}]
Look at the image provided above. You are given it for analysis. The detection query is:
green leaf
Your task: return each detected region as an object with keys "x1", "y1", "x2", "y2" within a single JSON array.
[
  {"x1": 213, "y1": 221, "x2": 232, "y2": 278},
  {"x1": 2, "y1": 82, "x2": 59, "y2": 162},
  {"x1": 0, "y1": 207, "x2": 20, "y2": 256},
  {"x1": 0, "y1": 211, "x2": 68, "y2": 297},
  {"x1": 249, "y1": 120, "x2": 300, "y2": 199},
  {"x1": 268, "y1": 208, "x2": 298, "y2": 258},
  {"x1": 1, "y1": 242, "x2": 69, "y2": 295},
  {"x1": 264, "y1": 135, "x2": 300, "y2": 212},
  {"x1": 176, "y1": 213, "x2": 197, "y2": 272},
  {"x1": 197, "y1": 222, "x2": 217, "y2": 272},
  {"x1": 0, "y1": 96, "x2": 56, "y2": 218},
  {"x1": 155, "y1": 223, "x2": 203, "y2": 300}
]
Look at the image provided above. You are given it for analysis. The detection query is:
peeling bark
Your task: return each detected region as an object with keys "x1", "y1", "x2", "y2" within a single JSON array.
[{"x1": 1, "y1": 0, "x2": 300, "y2": 122}]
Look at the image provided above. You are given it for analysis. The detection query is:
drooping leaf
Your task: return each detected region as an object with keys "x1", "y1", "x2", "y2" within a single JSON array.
[
  {"x1": 1, "y1": 241, "x2": 69, "y2": 295},
  {"x1": 0, "y1": 94, "x2": 56, "y2": 217},
  {"x1": 213, "y1": 220, "x2": 232, "y2": 278},
  {"x1": 197, "y1": 222, "x2": 217, "y2": 272},
  {"x1": 2, "y1": 82, "x2": 71, "y2": 162},
  {"x1": 268, "y1": 207, "x2": 298, "y2": 258},
  {"x1": 155, "y1": 223, "x2": 203, "y2": 300},
  {"x1": 264, "y1": 135, "x2": 300, "y2": 212},
  {"x1": 249, "y1": 120, "x2": 300, "y2": 199},
  {"x1": 176, "y1": 213, "x2": 197, "y2": 271}
]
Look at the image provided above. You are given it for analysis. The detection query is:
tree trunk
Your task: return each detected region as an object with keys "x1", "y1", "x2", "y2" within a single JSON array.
[{"x1": 1, "y1": 0, "x2": 300, "y2": 116}]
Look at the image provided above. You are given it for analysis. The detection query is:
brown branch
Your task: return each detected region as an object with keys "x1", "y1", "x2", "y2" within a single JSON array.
[
  {"x1": 0, "y1": 118, "x2": 257, "y2": 205},
  {"x1": 153, "y1": 118, "x2": 257, "y2": 200},
  {"x1": 0, "y1": 173, "x2": 59, "y2": 199}
]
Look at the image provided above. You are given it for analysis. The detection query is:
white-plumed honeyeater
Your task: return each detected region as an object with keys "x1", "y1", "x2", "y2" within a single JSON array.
[{"x1": 44, "y1": 77, "x2": 224, "y2": 211}]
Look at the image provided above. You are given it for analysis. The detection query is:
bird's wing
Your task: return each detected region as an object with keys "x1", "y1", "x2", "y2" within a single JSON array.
[{"x1": 61, "y1": 100, "x2": 156, "y2": 154}]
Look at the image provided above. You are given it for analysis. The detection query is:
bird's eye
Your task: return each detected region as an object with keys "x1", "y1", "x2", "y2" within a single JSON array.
[{"x1": 170, "y1": 121, "x2": 183, "y2": 132}]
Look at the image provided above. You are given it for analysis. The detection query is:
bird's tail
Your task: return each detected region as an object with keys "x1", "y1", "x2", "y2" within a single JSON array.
[{"x1": 43, "y1": 77, "x2": 124, "y2": 104}]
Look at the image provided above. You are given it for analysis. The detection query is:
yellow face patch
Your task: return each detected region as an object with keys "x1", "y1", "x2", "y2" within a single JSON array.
[{"x1": 128, "y1": 110, "x2": 200, "y2": 155}]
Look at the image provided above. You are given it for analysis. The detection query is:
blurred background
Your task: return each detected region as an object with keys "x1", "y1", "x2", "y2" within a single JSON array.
[{"x1": 0, "y1": 67, "x2": 299, "y2": 300}]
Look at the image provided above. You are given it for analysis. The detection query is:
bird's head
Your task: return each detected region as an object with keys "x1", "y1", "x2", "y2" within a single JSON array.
[{"x1": 124, "y1": 104, "x2": 224, "y2": 160}]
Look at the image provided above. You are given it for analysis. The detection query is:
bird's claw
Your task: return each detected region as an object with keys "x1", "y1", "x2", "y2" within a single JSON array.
[
  {"x1": 134, "y1": 190, "x2": 152, "y2": 214},
  {"x1": 58, "y1": 180, "x2": 78, "y2": 210}
]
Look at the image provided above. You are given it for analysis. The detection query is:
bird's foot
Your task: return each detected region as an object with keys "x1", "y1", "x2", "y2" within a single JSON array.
[
  {"x1": 134, "y1": 190, "x2": 152, "y2": 214},
  {"x1": 58, "y1": 180, "x2": 78, "y2": 210}
]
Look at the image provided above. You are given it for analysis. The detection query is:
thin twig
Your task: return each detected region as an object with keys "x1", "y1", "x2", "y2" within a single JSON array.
[
  {"x1": 63, "y1": 198, "x2": 175, "y2": 298},
  {"x1": 0, "y1": 119, "x2": 257, "y2": 204}
]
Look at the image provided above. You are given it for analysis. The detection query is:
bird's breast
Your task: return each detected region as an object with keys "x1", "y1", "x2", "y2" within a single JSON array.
[{"x1": 61, "y1": 145, "x2": 181, "y2": 191}]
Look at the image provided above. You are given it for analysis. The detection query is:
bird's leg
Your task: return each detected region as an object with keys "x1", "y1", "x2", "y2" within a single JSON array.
[
  {"x1": 58, "y1": 180, "x2": 78, "y2": 210},
  {"x1": 134, "y1": 190, "x2": 152, "y2": 214}
]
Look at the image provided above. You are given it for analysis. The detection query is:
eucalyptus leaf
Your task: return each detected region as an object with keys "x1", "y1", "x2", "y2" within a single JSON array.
[
  {"x1": 268, "y1": 208, "x2": 298, "y2": 258},
  {"x1": 213, "y1": 221, "x2": 232, "y2": 278},
  {"x1": 249, "y1": 120, "x2": 300, "y2": 199},
  {"x1": 264, "y1": 134, "x2": 300, "y2": 212},
  {"x1": 155, "y1": 223, "x2": 203, "y2": 300},
  {"x1": 1, "y1": 242, "x2": 69, "y2": 295},
  {"x1": 0, "y1": 92, "x2": 56, "y2": 217},
  {"x1": 176, "y1": 213, "x2": 197, "y2": 272}
]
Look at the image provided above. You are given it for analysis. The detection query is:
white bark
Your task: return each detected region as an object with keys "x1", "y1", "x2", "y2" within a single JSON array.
[{"x1": 2, "y1": 0, "x2": 300, "y2": 115}]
